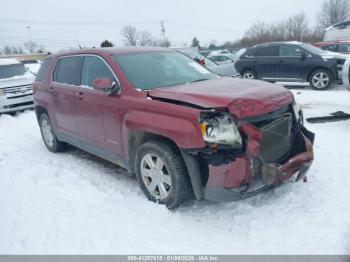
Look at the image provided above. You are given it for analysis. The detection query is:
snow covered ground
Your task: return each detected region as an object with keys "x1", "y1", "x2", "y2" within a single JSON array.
[{"x1": 0, "y1": 87, "x2": 350, "y2": 255}]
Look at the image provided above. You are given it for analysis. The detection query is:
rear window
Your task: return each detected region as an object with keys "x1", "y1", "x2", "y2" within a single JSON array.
[
  {"x1": 53, "y1": 56, "x2": 82, "y2": 85},
  {"x1": 320, "y1": 44, "x2": 337, "y2": 52},
  {"x1": 35, "y1": 58, "x2": 52, "y2": 81},
  {"x1": 338, "y1": 44, "x2": 350, "y2": 52}
]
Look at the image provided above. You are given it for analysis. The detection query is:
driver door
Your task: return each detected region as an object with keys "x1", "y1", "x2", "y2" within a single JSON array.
[{"x1": 277, "y1": 44, "x2": 306, "y2": 81}]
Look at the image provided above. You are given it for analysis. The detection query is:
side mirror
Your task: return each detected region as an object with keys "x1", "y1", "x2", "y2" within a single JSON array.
[
  {"x1": 297, "y1": 51, "x2": 306, "y2": 60},
  {"x1": 92, "y1": 77, "x2": 118, "y2": 94}
]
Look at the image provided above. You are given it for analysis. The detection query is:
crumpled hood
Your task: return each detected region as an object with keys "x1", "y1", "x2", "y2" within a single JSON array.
[
  {"x1": 0, "y1": 74, "x2": 35, "y2": 89},
  {"x1": 148, "y1": 78, "x2": 294, "y2": 119}
]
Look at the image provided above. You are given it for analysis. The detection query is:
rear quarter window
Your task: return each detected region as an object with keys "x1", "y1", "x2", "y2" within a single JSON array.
[{"x1": 35, "y1": 58, "x2": 52, "y2": 81}]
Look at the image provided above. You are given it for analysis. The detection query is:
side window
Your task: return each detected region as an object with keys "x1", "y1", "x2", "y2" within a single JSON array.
[
  {"x1": 81, "y1": 56, "x2": 115, "y2": 87},
  {"x1": 36, "y1": 58, "x2": 52, "y2": 81},
  {"x1": 338, "y1": 44, "x2": 350, "y2": 52},
  {"x1": 210, "y1": 56, "x2": 219, "y2": 62},
  {"x1": 255, "y1": 46, "x2": 278, "y2": 57},
  {"x1": 321, "y1": 44, "x2": 337, "y2": 52},
  {"x1": 279, "y1": 45, "x2": 303, "y2": 57},
  {"x1": 220, "y1": 56, "x2": 229, "y2": 61},
  {"x1": 53, "y1": 56, "x2": 82, "y2": 85}
]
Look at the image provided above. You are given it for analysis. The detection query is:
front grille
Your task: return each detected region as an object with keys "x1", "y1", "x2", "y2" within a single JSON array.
[
  {"x1": 258, "y1": 114, "x2": 292, "y2": 162},
  {"x1": 248, "y1": 112, "x2": 294, "y2": 177},
  {"x1": 4, "y1": 101, "x2": 34, "y2": 109},
  {"x1": 2, "y1": 84, "x2": 32, "y2": 95}
]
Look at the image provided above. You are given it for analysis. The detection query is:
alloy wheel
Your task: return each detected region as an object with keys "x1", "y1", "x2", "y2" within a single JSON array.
[
  {"x1": 140, "y1": 153, "x2": 172, "y2": 200},
  {"x1": 243, "y1": 72, "x2": 255, "y2": 79},
  {"x1": 312, "y1": 72, "x2": 330, "y2": 89},
  {"x1": 41, "y1": 118, "x2": 54, "y2": 148}
]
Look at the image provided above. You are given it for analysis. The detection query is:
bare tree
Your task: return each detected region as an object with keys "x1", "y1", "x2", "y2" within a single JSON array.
[
  {"x1": 240, "y1": 12, "x2": 323, "y2": 46},
  {"x1": 244, "y1": 22, "x2": 271, "y2": 43},
  {"x1": 24, "y1": 41, "x2": 38, "y2": 53},
  {"x1": 2, "y1": 46, "x2": 12, "y2": 55},
  {"x1": 139, "y1": 31, "x2": 153, "y2": 46},
  {"x1": 121, "y1": 25, "x2": 139, "y2": 46},
  {"x1": 285, "y1": 12, "x2": 310, "y2": 41},
  {"x1": 317, "y1": 0, "x2": 350, "y2": 29}
]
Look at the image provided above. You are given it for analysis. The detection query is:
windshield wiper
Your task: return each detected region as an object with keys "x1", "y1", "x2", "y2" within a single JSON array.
[{"x1": 191, "y1": 78, "x2": 210, "y2": 83}]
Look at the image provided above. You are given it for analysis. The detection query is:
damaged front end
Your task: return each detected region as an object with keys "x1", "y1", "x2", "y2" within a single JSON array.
[{"x1": 185, "y1": 104, "x2": 315, "y2": 202}]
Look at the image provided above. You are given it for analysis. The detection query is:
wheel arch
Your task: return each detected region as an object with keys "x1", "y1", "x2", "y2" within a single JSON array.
[
  {"x1": 306, "y1": 67, "x2": 335, "y2": 82},
  {"x1": 128, "y1": 130, "x2": 205, "y2": 200},
  {"x1": 35, "y1": 105, "x2": 49, "y2": 123}
]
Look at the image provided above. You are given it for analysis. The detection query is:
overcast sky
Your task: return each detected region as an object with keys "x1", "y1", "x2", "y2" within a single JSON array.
[{"x1": 0, "y1": 0, "x2": 321, "y2": 51}]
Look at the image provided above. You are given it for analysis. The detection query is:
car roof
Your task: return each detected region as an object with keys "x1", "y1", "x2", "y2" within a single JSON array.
[
  {"x1": 253, "y1": 41, "x2": 303, "y2": 48},
  {"x1": 48, "y1": 47, "x2": 173, "y2": 59},
  {"x1": 314, "y1": 41, "x2": 350, "y2": 45},
  {"x1": 0, "y1": 58, "x2": 21, "y2": 66}
]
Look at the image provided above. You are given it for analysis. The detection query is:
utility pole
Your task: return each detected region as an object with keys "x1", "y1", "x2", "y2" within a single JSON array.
[
  {"x1": 26, "y1": 26, "x2": 33, "y2": 53},
  {"x1": 160, "y1": 20, "x2": 166, "y2": 46}
]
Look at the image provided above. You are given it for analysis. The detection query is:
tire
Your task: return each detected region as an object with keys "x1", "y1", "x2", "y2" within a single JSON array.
[
  {"x1": 39, "y1": 113, "x2": 66, "y2": 152},
  {"x1": 135, "y1": 141, "x2": 193, "y2": 209},
  {"x1": 242, "y1": 70, "x2": 256, "y2": 80},
  {"x1": 309, "y1": 69, "x2": 333, "y2": 90}
]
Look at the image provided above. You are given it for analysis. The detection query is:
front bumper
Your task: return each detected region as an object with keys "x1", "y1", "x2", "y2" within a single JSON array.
[{"x1": 204, "y1": 127, "x2": 315, "y2": 202}]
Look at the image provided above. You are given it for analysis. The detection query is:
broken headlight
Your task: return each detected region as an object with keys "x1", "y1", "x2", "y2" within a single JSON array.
[
  {"x1": 293, "y1": 103, "x2": 304, "y2": 126},
  {"x1": 199, "y1": 111, "x2": 242, "y2": 147}
]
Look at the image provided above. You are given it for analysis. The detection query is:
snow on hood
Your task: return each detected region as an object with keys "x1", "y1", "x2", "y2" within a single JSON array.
[
  {"x1": 0, "y1": 73, "x2": 35, "y2": 89},
  {"x1": 321, "y1": 51, "x2": 348, "y2": 60},
  {"x1": 148, "y1": 78, "x2": 294, "y2": 119}
]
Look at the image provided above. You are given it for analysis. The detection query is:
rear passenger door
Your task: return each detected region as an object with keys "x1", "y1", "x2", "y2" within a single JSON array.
[
  {"x1": 252, "y1": 45, "x2": 279, "y2": 80},
  {"x1": 51, "y1": 56, "x2": 83, "y2": 138}
]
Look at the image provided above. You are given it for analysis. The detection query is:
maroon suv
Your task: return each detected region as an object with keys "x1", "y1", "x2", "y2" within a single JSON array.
[{"x1": 33, "y1": 48, "x2": 315, "y2": 209}]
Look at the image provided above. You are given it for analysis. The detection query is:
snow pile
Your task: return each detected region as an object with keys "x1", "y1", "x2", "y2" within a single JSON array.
[{"x1": 0, "y1": 89, "x2": 350, "y2": 254}]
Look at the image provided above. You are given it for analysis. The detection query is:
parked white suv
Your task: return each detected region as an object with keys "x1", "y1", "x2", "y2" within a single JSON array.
[{"x1": 0, "y1": 59, "x2": 35, "y2": 114}]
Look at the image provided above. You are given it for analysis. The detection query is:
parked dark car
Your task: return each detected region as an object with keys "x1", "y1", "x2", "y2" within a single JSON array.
[
  {"x1": 33, "y1": 47, "x2": 314, "y2": 209},
  {"x1": 235, "y1": 41, "x2": 345, "y2": 90}
]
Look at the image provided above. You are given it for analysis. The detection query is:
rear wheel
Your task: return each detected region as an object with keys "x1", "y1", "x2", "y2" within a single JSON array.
[
  {"x1": 309, "y1": 69, "x2": 333, "y2": 90},
  {"x1": 39, "y1": 113, "x2": 66, "y2": 152},
  {"x1": 242, "y1": 70, "x2": 256, "y2": 80},
  {"x1": 135, "y1": 141, "x2": 193, "y2": 209}
]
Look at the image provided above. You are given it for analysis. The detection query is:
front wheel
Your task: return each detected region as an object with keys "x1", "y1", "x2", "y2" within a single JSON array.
[
  {"x1": 135, "y1": 141, "x2": 193, "y2": 209},
  {"x1": 309, "y1": 69, "x2": 333, "y2": 90},
  {"x1": 242, "y1": 70, "x2": 256, "y2": 80}
]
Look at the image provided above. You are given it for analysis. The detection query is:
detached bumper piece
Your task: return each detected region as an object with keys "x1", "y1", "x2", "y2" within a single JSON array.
[{"x1": 204, "y1": 114, "x2": 315, "y2": 203}]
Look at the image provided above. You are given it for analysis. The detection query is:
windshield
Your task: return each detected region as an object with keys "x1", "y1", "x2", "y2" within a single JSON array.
[
  {"x1": 299, "y1": 43, "x2": 327, "y2": 55},
  {"x1": 0, "y1": 63, "x2": 27, "y2": 79},
  {"x1": 113, "y1": 52, "x2": 217, "y2": 90}
]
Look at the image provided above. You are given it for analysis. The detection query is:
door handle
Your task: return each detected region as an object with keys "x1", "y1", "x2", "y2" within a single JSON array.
[
  {"x1": 76, "y1": 91, "x2": 84, "y2": 100},
  {"x1": 278, "y1": 60, "x2": 284, "y2": 63}
]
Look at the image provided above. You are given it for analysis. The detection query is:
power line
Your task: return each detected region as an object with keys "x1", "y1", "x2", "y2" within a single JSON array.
[{"x1": 0, "y1": 18, "x2": 159, "y2": 26}]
